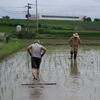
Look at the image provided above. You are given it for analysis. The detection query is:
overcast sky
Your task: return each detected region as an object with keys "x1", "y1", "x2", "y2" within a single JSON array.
[{"x1": 0, "y1": 0, "x2": 100, "y2": 20}]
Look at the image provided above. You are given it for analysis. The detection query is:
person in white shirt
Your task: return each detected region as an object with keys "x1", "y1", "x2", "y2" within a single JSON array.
[{"x1": 27, "y1": 40, "x2": 46, "y2": 80}]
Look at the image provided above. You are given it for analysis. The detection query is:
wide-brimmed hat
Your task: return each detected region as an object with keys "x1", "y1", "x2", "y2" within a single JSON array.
[
  {"x1": 73, "y1": 33, "x2": 79, "y2": 38},
  {"x1": 34, "y1": 40, "x2": 40, "y2": 44}
]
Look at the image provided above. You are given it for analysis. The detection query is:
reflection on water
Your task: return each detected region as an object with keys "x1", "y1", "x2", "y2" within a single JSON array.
[
  {"x1": 0, "y1": 46, "x2": 100, "y2": 100},
  {"x1": 0, "y1": 50, "x2": 32, "y2": 100},
  {"x1": 70, "y1": 59, "x2": 79, "y2": 76},
  {"x1": 29, "y1": 86, "x2": 44, "y2": 100}
]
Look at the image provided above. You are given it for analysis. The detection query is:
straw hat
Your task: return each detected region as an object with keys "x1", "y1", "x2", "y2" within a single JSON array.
[{"x1": 73, "y1": 33, "x2": 79, "y2": 38}]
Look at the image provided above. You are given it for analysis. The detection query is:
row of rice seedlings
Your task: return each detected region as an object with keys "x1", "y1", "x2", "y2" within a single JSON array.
[
  {"x1": 77, "y1": 48, "x2": 99, "y2": 88},
  {"x1": 11, "y1": 88, "x2": 14, "y2": 100},
  {"x1": 13, "y1": 52, "x2": 25, "y2": 80},
  {"x1": 53, "y1": 50, "x2": 60, "y2": 81},
  {"x1": 14, "y1": 74, "x2": 19, "y2": 81},
  {"x1": 56, "y1": 49, "x2": 69, "y2": 82},
  {"x1": 55, "y1": 49, "x2": 67, "y2": 83},
  {"x1": 47, "y1": 51, "x2": 54, "y2": 81},
  {"x1": 1, "y1": 87, "x2": 4, "y2": 95},
  {"x1": 45, "y1": 49, "x2": 62, "y2": 81},
  {"x1": 48, "y1": 52, "x2": 52, "y2": 69},
  {"x1": 54, "y1": 50, "x2": 57, "y2": 69}
]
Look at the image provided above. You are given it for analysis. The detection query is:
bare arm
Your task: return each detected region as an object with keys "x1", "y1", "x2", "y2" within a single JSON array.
[
  {"x1": 41, "y1": 47, "x2": 46, "y2": 57},
  {"x1": 27, "y1": 46, "x2": 31, "y2": 56}
]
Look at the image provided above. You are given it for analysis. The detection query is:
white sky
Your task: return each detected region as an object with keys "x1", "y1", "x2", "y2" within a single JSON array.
[{"x1": 0, "y1": 0, "x2": 100, "y2": 20}]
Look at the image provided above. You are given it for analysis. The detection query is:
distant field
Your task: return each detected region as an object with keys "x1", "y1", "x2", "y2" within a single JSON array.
[{"x1": 0, "y1": 18, "x2": 100, "y2": 39}]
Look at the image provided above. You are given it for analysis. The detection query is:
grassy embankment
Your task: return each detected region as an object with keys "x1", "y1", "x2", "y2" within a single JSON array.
[
  {"x1": 0, "y1": 37, "x2": 30, "y2": 60},
  {"x1": 0, "y1": 18, "x2": 100, "y2": 44},
  {"x1": 0, "y1": 18, "x2": 100, "y2": 59},
  {"x1": 0, "y1": 18, "x2": 100, "y2": 39}
]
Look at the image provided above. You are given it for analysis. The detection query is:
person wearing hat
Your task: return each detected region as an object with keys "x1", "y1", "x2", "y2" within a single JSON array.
[
  {"x1": 27, "y1": 40, "x2": 46, "y2": 80},
  {"x1": 69, "y1": 33, "x2": 81, "y2": 59}
]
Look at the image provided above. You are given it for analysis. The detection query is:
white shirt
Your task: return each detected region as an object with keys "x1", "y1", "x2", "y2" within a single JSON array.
[{"x1": 29, "y1": 43, "x2": 44, "y2": 58}]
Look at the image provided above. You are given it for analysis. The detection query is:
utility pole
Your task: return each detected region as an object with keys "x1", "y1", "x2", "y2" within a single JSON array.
[
  {"x1": 25, "y1": 3, "x2": 32, "y2": 34},
  {"x1": 36, "y1": 0, "x2": 38, "y2": 32}
]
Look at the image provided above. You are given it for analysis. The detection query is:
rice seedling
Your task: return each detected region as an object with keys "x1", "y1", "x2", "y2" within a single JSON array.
[
  {"x1": 4, "y1": 85, "x2": 6, "y2": 92},
  {"x1": 11, "y1": 88, "x2": 14, "y2": 100},
  {"x1": 1, "y1": 87, "x2": 4, "y2": 94}
]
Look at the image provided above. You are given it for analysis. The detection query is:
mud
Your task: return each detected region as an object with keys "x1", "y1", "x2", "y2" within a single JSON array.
[{"x1": 0, "y1": 46, "x2": 100, "y2": 100}]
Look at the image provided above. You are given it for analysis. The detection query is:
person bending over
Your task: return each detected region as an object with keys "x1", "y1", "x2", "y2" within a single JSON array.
[{"x1": 27, "y1": 40, "x2": 46, "y2": 80}]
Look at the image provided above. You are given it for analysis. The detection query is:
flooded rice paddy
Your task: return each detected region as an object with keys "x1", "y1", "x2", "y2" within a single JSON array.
[{"x1": 0, "y1": 45, "x2": 100, "y2": 100}]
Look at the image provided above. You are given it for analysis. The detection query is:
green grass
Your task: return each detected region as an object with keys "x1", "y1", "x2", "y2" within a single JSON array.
[
  {"x1": 0, "y1": 26, "x2": 15, "y2": 34},
  {"x1": 0, "y1": 37, "x2": 30, "y2": 59},
  {"x1": 0, "y1": 18, "x2": 100, "y2": 33},
  {"x1": 0, "y1": 18, "x2": 100, "y2": 39}
]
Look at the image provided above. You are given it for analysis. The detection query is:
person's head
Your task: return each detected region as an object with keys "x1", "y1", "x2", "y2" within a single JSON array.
[
  {"x1": 34, "y1": 40, "x2": 40, "y2": 44},
  {"x1": 73, "y1": 33, "x2": 79, "y2": 38}
]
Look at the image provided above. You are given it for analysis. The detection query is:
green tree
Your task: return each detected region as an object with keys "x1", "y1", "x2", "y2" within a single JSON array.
[
  {"x1": 94, "y1": 18, "x2": 100, "y2": 22},
  {"x1": 2, "y1": 16, "x2": 10, "y2": 19},
  {"x1": 85, "y1": 17, "x2": 92, "y2": 21},
  {"x1": 83, "y1": 16, "x2": 92, "y2": 21}
]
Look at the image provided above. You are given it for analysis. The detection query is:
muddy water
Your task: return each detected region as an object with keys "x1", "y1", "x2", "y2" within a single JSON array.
[{"x1": 0, "y1": 46, "x2": 100, "y2": 100}]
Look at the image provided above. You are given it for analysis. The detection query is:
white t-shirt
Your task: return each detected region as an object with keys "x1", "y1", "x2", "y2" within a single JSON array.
[{"x1": 29, "y1": 43, "x2": 44, "y2": 58}]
